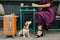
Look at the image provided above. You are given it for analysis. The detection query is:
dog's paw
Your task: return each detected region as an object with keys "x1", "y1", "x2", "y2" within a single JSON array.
[{"x1": 23, "y1": 36, "x2": 25, "y2": 38}]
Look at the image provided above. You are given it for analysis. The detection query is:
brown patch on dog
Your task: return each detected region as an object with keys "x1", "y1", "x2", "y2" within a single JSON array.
[{"x1": 23, "y1": 21, "x2": 32, "y2": 30}]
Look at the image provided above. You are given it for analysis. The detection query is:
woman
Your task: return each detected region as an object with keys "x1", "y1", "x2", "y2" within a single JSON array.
[{"x1": 32, "y1": 0, "x2": 55, "y2": 38}]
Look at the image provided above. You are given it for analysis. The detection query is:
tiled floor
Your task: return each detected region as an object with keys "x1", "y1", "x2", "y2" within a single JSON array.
[{"x1": 0, "y1": 30, "x2": 60, "y2": 40}]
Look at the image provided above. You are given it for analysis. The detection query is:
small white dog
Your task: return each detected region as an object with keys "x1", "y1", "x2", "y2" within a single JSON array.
[{"x1": 18, "y1": 21, "x2": 32, "y2": 38}]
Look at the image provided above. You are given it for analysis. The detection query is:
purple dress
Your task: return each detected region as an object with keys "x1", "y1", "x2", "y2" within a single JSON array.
[{"x1": 35, "y1": 0, "x2": 55, "y2": 29}]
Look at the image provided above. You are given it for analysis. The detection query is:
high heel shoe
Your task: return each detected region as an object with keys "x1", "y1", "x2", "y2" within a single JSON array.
[{"x1": 36, "y1": 30, "x2": 43, "y2": 38}]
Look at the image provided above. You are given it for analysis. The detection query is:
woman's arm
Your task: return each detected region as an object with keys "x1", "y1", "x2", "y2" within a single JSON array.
[{"x1": 32, "y1": 3, "x2": 51, "y2": 8}]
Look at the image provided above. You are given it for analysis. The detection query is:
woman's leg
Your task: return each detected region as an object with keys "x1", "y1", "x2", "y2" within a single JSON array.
[
  {"x1": 37, "y1": 25, "x2": 43, "y2": 35},
  {"x1": 35, "y1": 12, "x2": 43, "y2": 36}
]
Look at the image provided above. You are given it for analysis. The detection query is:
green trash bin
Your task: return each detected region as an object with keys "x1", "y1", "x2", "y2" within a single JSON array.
[{"x1": 19, "y1": 6, "x2": 37, "y2": 34}]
